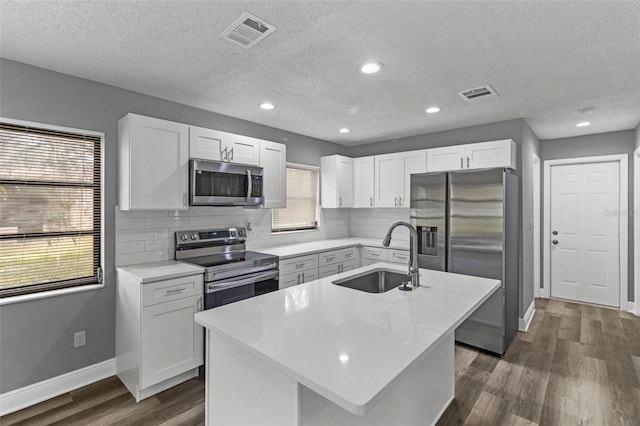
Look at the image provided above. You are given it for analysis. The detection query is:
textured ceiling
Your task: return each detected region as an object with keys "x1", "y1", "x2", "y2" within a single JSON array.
[{"x1": 1, "y1": 1, "x2": 639, "y2": 145}]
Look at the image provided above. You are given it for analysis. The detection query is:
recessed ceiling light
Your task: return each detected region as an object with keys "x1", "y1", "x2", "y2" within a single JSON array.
[
  {"x1": 576, "y1": 121, "x2": 591, "y2": 127},
  {"x1": 425, "y1": 106, "x2": 441, "y2": 114},
  {"x1": 259, "y1": 102, "x2": 274, "y2": 110},
  {"x1": 339, "y1": 128, "x2": 350, "y2": 134},
  {"x1": 359, "y1": 62, "x2": 382, "y2": 74}
]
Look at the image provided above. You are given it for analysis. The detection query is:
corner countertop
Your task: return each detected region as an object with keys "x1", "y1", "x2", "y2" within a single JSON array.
[
  {"x1": 194, "y1": 262, "x2": 500, "y2": 416},
  {"x1": 254, "y1": 237, "x2": 408, "y2": 259},
  {"x1": 116, "y1": 260, "x2": 205, "y2": 284}
]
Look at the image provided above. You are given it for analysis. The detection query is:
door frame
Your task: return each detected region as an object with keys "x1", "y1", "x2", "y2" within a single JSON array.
[
  {"x1": 542, "y1": 154, "x2": 629, "y2": 311},
  {"x1": 532, "y1": 154, "x2": 541, "y2": 303},
  {"x1": 634, "y1": 148, "x2": 640, "y2": 315}
]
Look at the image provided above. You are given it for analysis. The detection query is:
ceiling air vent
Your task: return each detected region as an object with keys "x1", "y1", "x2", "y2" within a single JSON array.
[
  {"x1": 220, "y1": 12, "x2": 276, "y2": 49},
  {"x1": 458, "y1": 85, "x2": 499, "y2": 103}
]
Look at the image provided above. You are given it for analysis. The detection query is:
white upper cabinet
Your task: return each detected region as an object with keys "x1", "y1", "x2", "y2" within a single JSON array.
[
  {"x1": 260, "y1": 140, "x2": 287, "y2": 209},
  {"x1": 399, "y1": 150, "x2": 427, "y2": 207},
  {"x1": 426, "y1": 139, "x2": 516, "y2": 172},
  {"x1": 375, "y1": 150, "x2": 427, "y2": 208},
  {"x1": 321, "y1": 155, "x2": 354, "y2": 208},
  {"x1": 353, "y1": 156, "x2": 375, "y2": 208},
  {"x1": 189, "y1": 127, "x2": 260, "y2": 165},
  {"x1": 119, "y1": 113, "x2": 189, "y2": 210},
  {"x1": 375, "y1": 153, "x2": 400, "y2": 207}
]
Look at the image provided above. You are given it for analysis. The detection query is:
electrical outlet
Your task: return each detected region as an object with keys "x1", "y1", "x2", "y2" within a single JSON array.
[
  {"x1": 74, "y1": 330, "x2": 86, "y2": 348},
  {"x1": 149, "y1": 232, "x2": 158, "y2": 245}
]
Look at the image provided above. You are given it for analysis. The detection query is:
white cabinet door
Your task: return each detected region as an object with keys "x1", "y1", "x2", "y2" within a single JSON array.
[
  {"x1": 340, "y1": 259, "x2": 358, "y2": 273},
  {"x1": 375, "y1": 153, "x2": 400, "y2": 207},
  {"x1": 140, "y1": 295, "x2": 203, "y2": 388},
  {"x1": 426, "y1": 145, "x2": 466, "y2": 172},
  {"x1": 466, "y1": 139, "x2": 516, "y2": 170},
  {"x1": 300, "y1": 269, "x2": 318, "y2": 283},
  {"x1": 320, "y1": 155, "x2": 354, "y2": 208},
  {"x1": 225, "y1": 135, "x2": 260, "y2": 166},
  {"x1": 279, "y1": 271, "x2": 301, "y2": 289},
  {"x1": 353, "y1": 156, "x2": 375, "y2": 207},
  {"x1": 399, "y1": 150, "x2": 427, "y2": 207},
  {"x1": 189, "y1": 126, "x2": 223, "y2": 161},
  {"x1": 260, "y1": 140, "x2": 287, "y2": 208},
  {"x1": 119, "y1": 114, "x2": 189, "y2": 210},
  {"x1": 336, "y1": 157, "x2": 354, "y2": 208}
]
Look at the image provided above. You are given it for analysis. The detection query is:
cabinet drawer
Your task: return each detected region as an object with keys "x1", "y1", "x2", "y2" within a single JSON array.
[
  {"x1": 361, "y1": 258, "x2": 379, "y2": 267},
  {"x1": 361, "y1": 247, "x2": 388, "y2": 261},
  {"x1": 279, "y1": 254, "x2": 318, "y2": 275},
  {"x1": 388, "y1": 249, "x2": 410, "y2": 265},
  {"x1": 340, "y1": 247, "x2": 358, "y2": 262},
  {"x1": 318, "y1": 250, "x2": 341, "y2": 266},
  {"x1": 142, "y1": 275, "x2": 203, "y2": 307}
]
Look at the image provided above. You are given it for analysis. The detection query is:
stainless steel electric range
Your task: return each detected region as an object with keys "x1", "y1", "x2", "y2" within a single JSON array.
[{"x1": 175, "y1": 227, "x2": 279, "y2": 310}]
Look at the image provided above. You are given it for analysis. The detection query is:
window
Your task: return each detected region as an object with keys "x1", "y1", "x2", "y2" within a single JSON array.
[
  {"x1": 0, "y1": 122, "x2": 102, "y2": 298},
  {"x1": 272, "y1": 164, "x2": 319, "y2": 232}
]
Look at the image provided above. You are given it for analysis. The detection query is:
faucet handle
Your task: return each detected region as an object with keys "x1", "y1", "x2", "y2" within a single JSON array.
[{"x1": 398, "y1": 281, "x2": 413, "y2": 292}]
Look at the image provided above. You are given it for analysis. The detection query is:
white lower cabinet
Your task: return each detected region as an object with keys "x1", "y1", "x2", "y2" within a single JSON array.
[
  {"x1": 116, "y1": 272, "x2": 204, "y2": 402},
  {"x1": 279, "y1": 254, "x2": 319, "y2": 289},
  {"x1": 318, "y1": 259, "x2": 359, "y2": 279}
]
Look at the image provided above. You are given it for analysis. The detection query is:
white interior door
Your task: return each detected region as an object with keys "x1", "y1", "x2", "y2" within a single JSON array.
[{"x1": 550, "y1": 161, "x2": 620, "y2": 307}]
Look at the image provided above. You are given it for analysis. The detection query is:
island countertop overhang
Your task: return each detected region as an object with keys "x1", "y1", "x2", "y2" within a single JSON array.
[{"x1": 195, "y1": 262, "x2": 500, "y2": 416}]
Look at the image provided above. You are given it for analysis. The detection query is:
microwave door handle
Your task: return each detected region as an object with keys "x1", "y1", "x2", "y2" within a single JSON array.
[
  {"x1": 207, "y1": 270, "x2": 279, "y2": 293},
  {"x1": 246, "y1": 169, "x2": 252, "y2": 199}
]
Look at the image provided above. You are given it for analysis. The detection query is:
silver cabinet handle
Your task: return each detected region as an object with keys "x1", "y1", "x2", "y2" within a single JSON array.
[
  {"x1": 197, "y1": 296, "x2": 202, "y2": 311},
  {"x1": 399, "y1": 196, "x2": 402, "y2": 206},
  {"x1": 394, "y1": 197, "x2": 398, "y2": 206},
  {"x1": 246, "y1": 169, "x2": 252, "y2": 199},
  {"x1": 222, "y1": 147, "x2": 228, "y2": 161},
  {"x1": 166, "y1": 287, "x2": 186, "y2": 295},
  {"x1": 339, "y1": 197, "x2": 342, "y2": 207},
  {"x1": 460, "y1": 157, "x2": 463, "y2": 169},
  {"x1": 229, "y1": 147, "x2": 234, "y2": 162},
  {"x1": 296, "y1": 273, "x2": 300, "y2": 284},
  {"x1": 183, "y1": 193, "x2": 187, "y2": 207},
  {"x1": 467, "y1": 157, "x2": 470, "y2": 168},
  {"x1": 370, "y1": 197, "x2": 373, "y2": 206},
  {"x1": 302, "y1": 272, "x2": 305, "y2": 282}
]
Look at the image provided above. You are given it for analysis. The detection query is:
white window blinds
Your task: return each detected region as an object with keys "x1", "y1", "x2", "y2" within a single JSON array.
[
  {"x1": 0, "y1": 122, "x2": 102, "y2": 297},
  {"x1": 272, "y1": 165, "x2": 318, "y2": 232}
]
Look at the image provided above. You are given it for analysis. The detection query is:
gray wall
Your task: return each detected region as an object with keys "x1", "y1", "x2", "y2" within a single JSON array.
[
  {"x1": 539, "y1": 130, "x2": 635, "y2": 302},
  {"x1": 0, "y1": 58, "x2": 347, "y2": 393},
  {"x1": 636, "y1": 122, "x2": 640, "y2": 150},
  {"x1": 347, "y1": 118, "x2": 539, "y2": 318}
]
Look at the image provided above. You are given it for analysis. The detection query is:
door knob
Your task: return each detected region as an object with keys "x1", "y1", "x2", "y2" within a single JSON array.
[
  {"x1": 552, "y1": 240, "x2": 559, "y2": 245},
  {"x1": 552, "y1": 231, "x2": 558, "y2": 235}
]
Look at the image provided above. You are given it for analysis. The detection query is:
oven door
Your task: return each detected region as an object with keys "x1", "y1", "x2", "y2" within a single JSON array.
[
  {"x1": 191, "y1": 159, "x2": 264, "y2": 206},
  {"x1": 205, "y1": 270, "x2": 279, "y2": 309}
]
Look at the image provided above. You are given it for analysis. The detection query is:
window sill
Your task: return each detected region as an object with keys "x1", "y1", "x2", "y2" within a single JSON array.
[
  {"x1": 271, "y1": 228, "x2": 320, "y2": 235},
  {"x1": 0, "y1": 283, "x2": 105, "y2": 306}
]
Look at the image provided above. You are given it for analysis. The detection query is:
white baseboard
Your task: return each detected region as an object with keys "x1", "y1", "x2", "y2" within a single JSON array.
[
  {"x1": 0, "y1": 358, "x2": 116, "y2": 416},
  {"x1": 518, "y1": 300, "x2": 536, "y2": 332},
  {"x1": 627, "y1": 301, "x2": 638, "y2": 316}
]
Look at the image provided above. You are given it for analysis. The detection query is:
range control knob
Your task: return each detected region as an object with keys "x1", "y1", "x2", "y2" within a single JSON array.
[
  {"x1": 238, "y1": 229, "x2": 245, "y2": 237},
  {"x1": 230, "y1": 230, "x2": 237, "y2": 237},
  {"x1": 190, "y1": 233, "x2": 198, "y2": 240},
  {"x1": 180, "y1": 234, "x2": 188, "y2": 241}
]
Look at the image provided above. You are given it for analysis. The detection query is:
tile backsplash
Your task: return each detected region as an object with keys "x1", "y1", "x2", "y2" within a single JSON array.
[
  {"x1": 115, "y1": 206, "x2": 350, "y2": 266},
  {"x1": 349, "y1": 208, "x2": 411, "y2": 242}
]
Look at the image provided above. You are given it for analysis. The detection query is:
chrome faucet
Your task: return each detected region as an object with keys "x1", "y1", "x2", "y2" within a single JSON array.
[{"x1": 382, "y1": 221, "x2": 420, "y2": 290}]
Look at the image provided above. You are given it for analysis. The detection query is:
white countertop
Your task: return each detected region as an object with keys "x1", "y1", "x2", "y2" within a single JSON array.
[
  {"x1": 116, "y1": 260, "x2": 204, "y2": 283},
  {"x1": 255, "y1": 237, "x2": 408, "y2": 259},
  {"x1": 195, "y1": 262, "x2": 500, "y2": 415}
]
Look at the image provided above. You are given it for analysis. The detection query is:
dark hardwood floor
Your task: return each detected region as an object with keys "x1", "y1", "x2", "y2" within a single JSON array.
[{"x1": 2, "y1": 298, "x2": 639, "y2": 426}]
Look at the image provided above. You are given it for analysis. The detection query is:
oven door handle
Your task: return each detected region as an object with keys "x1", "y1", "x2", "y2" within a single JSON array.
[
  {"x1": 246, "y1": 169, "x2": 252, "y2": 199},
  {"x1": 207, "y1": 270, "x2": 279, "y2": 293}
]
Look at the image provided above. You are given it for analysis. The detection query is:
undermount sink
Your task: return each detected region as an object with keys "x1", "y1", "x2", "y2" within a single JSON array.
[{"x1": 332, "y1": 269, "x2": 410, "y2": 293}]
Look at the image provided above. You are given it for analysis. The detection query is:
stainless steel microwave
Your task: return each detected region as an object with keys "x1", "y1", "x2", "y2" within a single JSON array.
[{"x1": 190, "y1": 159, "x2": 264, "y2": 206}]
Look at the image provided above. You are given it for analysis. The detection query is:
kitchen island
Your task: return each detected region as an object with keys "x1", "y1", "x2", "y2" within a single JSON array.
[{"x1": 194, "y1": 263, "x2": 500, "y2": 426}]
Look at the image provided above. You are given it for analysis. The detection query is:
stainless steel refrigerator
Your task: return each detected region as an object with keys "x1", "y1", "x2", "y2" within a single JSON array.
[{"x1": 410, "y1": 168, "x2": 519, "y2": 355}]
